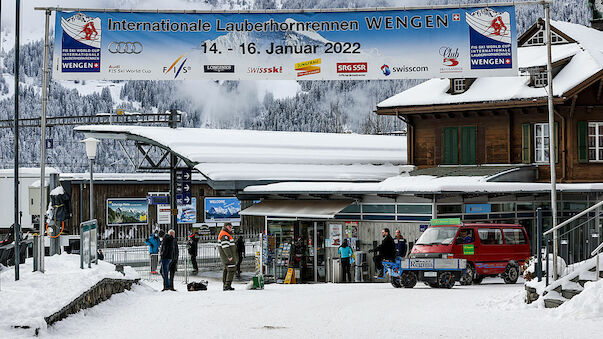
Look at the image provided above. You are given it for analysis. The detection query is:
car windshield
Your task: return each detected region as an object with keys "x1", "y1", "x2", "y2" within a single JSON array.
[{"x1": 416, "y1": 227, "x2": 458, "y2": 245}]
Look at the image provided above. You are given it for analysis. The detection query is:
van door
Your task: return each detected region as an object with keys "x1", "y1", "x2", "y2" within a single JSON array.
[
  {"x1": 502, "y1": 228, "x2": 530, "y2": 265},
  {"x1": 453, "y1": 228, "x2": 476, "y2": 259},
  {"x1": 476, "y1": 228, "x2": 507, "y2": 275}
]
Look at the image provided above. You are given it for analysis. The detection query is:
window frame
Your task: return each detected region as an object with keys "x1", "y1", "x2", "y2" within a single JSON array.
[
  {"x1": 533, "y1": 70, "x2": 548, "y2": 88},
  {"x1": 534, "y1": 122, "x2": 550, "y2": 163},
  {"x1": 477, "y1": 228, "x2": 504, "y2": 245},
  {"x1": 452, "y1": 78, "x2": 465, "y2": 93},
  {"x1": 588, "y1": 122, "x2": 603, "y2": 162}
]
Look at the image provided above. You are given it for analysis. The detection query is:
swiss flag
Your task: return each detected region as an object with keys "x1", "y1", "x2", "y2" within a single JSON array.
[
  {"x1": 505, "y1": 58, "x2": 511, "y2": 64},
  {"x1": 94, "y1": 62, "x2": 99, "y2": 68},
  {"x1": 453, "y1": 13, "x2": 460, "y2": 21}
]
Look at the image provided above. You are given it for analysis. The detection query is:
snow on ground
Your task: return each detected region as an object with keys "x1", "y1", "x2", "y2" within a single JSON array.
[
  {"x1": 0, "y1": 254, "x2": 138, "y2": 332},
  {"x1": 1, "y1": 276, "x2": 599, "y2": 338}
]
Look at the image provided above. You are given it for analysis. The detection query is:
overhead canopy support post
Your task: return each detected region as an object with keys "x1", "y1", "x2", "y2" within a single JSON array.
[{"x1": 169, "y1": 109, "x2": 178, "y2": 232}]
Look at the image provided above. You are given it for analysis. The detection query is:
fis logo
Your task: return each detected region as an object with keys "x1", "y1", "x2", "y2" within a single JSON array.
[
  {"x1": 381, "y1": 64, "x2": 391, "y2": 76},
  {"x1": 164, "y1": 54, "x2": 191, "y2": 79}
]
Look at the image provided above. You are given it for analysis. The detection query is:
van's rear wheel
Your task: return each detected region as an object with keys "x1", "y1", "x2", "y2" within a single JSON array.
[
  {"x1": 400, "y1": 272, "x2": 417, "y2": 288},
  {"x1": 460, "y1": 263, "x2": 474, "y2": 286},
  {"x1": 391, "y1": 277, "x2": 402, "y2": 288},
  {"x1": 503, "y1": 263, "x2": 519, "y2": 284},
  {"x1": 438, "y1": 272, "x2": 455, "y2": 289}
]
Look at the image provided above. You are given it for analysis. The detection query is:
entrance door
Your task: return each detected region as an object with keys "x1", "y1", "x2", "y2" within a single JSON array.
[{"x1": 305, "y1": 221, "x2": 326, "y2": 282}]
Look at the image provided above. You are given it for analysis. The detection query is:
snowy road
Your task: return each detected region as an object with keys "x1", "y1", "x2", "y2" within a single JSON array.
[{"x1": 27, "y1": 278, "x2": 603, "y2": 338}]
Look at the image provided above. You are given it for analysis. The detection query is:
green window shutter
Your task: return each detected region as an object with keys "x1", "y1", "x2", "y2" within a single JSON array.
[
  {"x1": 554, "y1": 121, "x2": 559, "y2": 163},
  {"x1": 460, "y1": 126, "x2": 477, "y2": 165},
  {"x1": 577, "y1": 121, "x2": 588, "y2": 163},
  {"x1": 521, "y1": 123, "x2": 531, "y2": 164},
  {"x1": 443, "y1": 127, "x2": 458, "y2": 165}
]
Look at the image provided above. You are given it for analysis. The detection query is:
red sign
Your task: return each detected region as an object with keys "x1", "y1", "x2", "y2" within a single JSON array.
[{"x1": 337, "y1": 62, "x2": 368, "y2": 73}]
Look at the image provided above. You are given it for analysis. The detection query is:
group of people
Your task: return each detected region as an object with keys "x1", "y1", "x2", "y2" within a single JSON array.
[
  {"x1": 145, "y1": 223, "x2": 246, "y2": 292},
  {"x1": 338, "y1": 228, "x2": 408, "y2": 282}
]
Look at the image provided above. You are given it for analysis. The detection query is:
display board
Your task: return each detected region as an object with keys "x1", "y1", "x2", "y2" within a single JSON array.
[
  {"x1": 157, "y1": 197, "x2": 197, "y2": 224},
  {"x1": 204, "y1": 197, "x2": 241, "y2": 222},
  {"x1": 80, "y1": 219, "x2": 98, "y2": 268},
  {"x1": 106, "y1": 198, "x2": 148, "y2": 226},
  {"x1": 53, "y1": 6, "x2": 517, "y2": 80}
]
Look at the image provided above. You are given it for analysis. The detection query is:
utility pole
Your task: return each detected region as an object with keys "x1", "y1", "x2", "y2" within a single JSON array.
[{"x1": 13, "y1": 0, "x2": 21, "y2": 281}]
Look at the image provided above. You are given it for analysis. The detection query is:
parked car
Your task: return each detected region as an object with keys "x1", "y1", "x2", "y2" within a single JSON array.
[{"x1": 410, "y1": 221, "x2": 531, "y2": 285}]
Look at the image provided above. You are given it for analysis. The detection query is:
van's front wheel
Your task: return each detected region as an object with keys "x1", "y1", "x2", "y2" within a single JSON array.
[{"x1": 502, "y1": 262, "x2": 519, "y2": 284}]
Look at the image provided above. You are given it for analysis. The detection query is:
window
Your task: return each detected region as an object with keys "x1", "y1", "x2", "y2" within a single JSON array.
[
  {"x1": 452, "y1": 78, "x2": 465, "y2": 93},
  {"x1": 588, "y1": 122, "x2": 603, "y2": 161},
  {"x1": 478, "y1": 228, "x2": 503, "y2": 245},
  {"x1": 437, "y1": 204, "x2": 462, "y2": 214},
  {"x1": 456, "y1": 228, "x2": 475, "y2": 244},
  {"x1": 503, "y1": 229, "x2": 527, "y2": 245},
  {"x1": 397, "y1": 204, "x2": 432, "y2": 214},
  {"x1": 534, "y1": 123, "x2": 550, "y2": 162},
  {"x1": 340, "y1": 204, "x2": 361, "y2": 213},
  {"x1": 491, "y1": 203, "x2": 515, "y2": 213},
  {"x1": 361, "y1": 204, "x2": 395, "y2": 214},
  {"x1": 442, "y1": 126, "x2": 476, "y2": 165},
  {"x1": 533, "y1": 71, "x2": 548, "y2": 87},
  {"x1": 523, "y1": 29, "x2": 568, "y2": 46}
]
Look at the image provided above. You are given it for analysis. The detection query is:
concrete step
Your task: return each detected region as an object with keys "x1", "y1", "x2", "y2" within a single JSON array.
[
  {"x1": 544, "y1": 298, "x2": 565, "y2": 308},
  {"x1": 561, "y1": 289, "x2": 582, "y2": 299}
]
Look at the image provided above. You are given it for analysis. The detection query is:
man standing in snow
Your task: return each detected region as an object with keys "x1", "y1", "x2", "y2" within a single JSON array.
[
  {"x1": 370, "y1": 228, "x2": 396, "y2": 278},
  {"x1": 160, "y1": 230, "x2": 175, "y2": 291},
  {"x1": 218, "y1": 223, "x2": 238, "y2": 291},
  {"x1": 188, "y1": 228, "x2": 200, "y2": 275},
  {"x1": 168, "y1": 232, "x2": 179, "y2": 291}
]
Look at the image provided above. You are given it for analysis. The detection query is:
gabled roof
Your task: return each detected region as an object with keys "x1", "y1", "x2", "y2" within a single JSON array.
[
  {"x1": 377, "y1": 20, "x2": 603, "y2": 112},
  {"x1": 74, "y1": 125, "x2": 408, "y2": 188}
]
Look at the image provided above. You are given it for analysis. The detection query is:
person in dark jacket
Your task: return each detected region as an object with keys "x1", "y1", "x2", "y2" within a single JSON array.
[
  {"x1": 338, "y1": 239, "x2": 354, "y2": 283},
  {"x1": 169, "y1": 234, "x2": 179, "y2": 291},
  {"x1": 160, "y1": 230, "x2": 175, "y2": 291},
  {"x1": 370, "y1": 228, "x2": 396, "y2": 278},
  {"x1": 394, "y1": 230, "x2": 408, "y2": 258},
  {"x1": 188, "y1": 228, "x2": 200, "y2": 274},
  {"x1": 218, "y1": 223, "x2": 238, "y2": 291},
  {"x1": 145, "y1": 231, "x2": 161, "y2": 274},
  {"x1": 235, "y1": 235, "x2": 245, "y2": 278}
]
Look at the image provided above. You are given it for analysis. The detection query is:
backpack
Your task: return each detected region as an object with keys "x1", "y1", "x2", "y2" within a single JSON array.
[{"x1": 187, "y1": 280, "x2": 208, "y2": 291}]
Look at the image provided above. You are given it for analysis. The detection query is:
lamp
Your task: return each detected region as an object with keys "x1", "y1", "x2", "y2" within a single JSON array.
[{"x1": 81, "y1": 137, "x2": 100, "y2": 160}]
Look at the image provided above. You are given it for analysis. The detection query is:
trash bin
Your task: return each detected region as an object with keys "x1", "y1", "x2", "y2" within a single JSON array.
[
  {"x1": 332, "y1": 258, "x2": 341, "y2": 283},
  {"x1": 355, "y1": 251, "x2": 368, "y2": 282}
]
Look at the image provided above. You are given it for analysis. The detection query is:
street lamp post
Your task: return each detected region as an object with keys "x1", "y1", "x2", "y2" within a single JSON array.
[{"x1": 81, "y1": 138, "x2": 100, "y2": 221}]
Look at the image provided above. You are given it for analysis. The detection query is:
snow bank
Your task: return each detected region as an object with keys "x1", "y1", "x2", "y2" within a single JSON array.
[
  {"x1": 0, "y1": 253, "x2": 138, "y2": 331},
  {"x1": 557, "y1": 279, "x2": 603, "y2": 319}
]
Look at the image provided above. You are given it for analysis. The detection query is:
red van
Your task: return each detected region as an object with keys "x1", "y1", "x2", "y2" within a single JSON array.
[{"x1": 410, "y1": 221, "x2": 531, "y2": 285}]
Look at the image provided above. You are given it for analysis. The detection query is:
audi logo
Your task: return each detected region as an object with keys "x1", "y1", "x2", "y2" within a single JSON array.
[{"x1": 108, "y1": 41, "x2": 143, "y2": 54}]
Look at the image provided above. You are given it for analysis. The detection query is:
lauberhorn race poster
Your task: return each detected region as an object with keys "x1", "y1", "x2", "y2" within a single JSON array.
[{"x1": 53, "y1": 7, "x2": 517, "y2": 80}]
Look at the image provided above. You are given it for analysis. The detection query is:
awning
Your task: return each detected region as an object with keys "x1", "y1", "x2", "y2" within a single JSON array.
[{"x1": 240, "y1": 200, "x2": 353, "y2": 219}]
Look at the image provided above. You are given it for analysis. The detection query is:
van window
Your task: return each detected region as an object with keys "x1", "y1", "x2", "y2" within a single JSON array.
[
  {"x1": 456, "y1": 228, "x2": 475, "y2": 244},
  {"x1": 503, "y1": 229, "x2": 527, "y2": 245},
  {"x1": 478, "y1": 228, "x2": 503, "y2": 245}
]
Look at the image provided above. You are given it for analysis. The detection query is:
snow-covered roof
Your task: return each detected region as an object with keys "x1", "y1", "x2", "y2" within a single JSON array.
[
  {"x1": 378, "y1": 21, "x2": 603, "y2": 109},
  {"x1": 74, "y1": 125, "x2": 407, "y2": 183},
  {"x1": 60, "y1": 172, "x2": 206, "y2": 182},
  {"x1": 243, "y1": 175, "x2": 603, "y2": 195},
  {"x1": 0, "y1": 167, "x2": 60, "y2": 178}
]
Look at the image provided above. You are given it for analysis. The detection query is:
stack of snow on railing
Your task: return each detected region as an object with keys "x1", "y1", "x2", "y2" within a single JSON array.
[
  {"x1": 524, "y1": 253, "x2": 603, "y2": 309},
  {"x1": 0, "y1": 253, "x2": 139, "y2": 335}
]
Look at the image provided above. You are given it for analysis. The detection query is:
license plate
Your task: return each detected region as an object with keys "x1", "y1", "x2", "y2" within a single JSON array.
[{"x1": 424, "y1": 271, "x2": 437, "y2": 277}]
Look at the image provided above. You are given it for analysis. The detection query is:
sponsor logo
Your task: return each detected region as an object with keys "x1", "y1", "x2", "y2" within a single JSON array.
[
  {"x1": 163, "y1": 54, "x2": 190, "y2": 79},
  {"x1": 204, "y1": 65, "x2": 235, "y2": 73},
  {"x1": 247, "y1": 66, "x2": 283, "y2": 74},
  {"x1": 108, "y1": 41, "x2": 143, "y2": 54},
  {"x1": 61, "y1": 12, "x2": 102, "y2": 73},
  {"x1": 466, "y1": 8, "x2": 513, "y2": 70},
  {"x1": 440, "y1": 46, "x2": 460, "y2": 67},
  {"x1": 295, "y1": 58, "x2": 321, "y2": 77},
  {"x1": 381, "y1": 64, "x2": 391, "y2": 76},
  {"x1": 107, "y1": 64, "x2": 151, "y2": 74},
  {"x1": 337, "y1": 62, "x2": 367, "y2": 74}
]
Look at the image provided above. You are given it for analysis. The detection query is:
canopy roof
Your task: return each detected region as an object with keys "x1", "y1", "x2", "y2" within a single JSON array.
[
  {"x1": 74, "y1": 125, "x2": 407, "y2": 188},
  {"x1": 240, "y1": 199, "x2": 352, "y2": 219}
]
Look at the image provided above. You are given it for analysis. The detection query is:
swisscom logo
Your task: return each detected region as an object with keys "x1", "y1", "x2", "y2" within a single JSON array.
[{"x1": 381, "y1": 64, "x2": 391, "y2": 76}]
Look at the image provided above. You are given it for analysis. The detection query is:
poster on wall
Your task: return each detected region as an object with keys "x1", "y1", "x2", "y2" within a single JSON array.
[
  {"x1": 53, "y1": 6, "x2": 517, "y2": 81},
  {"x1": 204, "y1": 197, "x2": 241, "y2": 222},
  {"x1": 329, "y1": 223, "x2": 342, "y2": 247},
  {"x1": 157, "y1": 197, "x2": 197, "y2": 224},
  {"x1": 106, "y1": 198, "x2": 148, "y2": 226}
]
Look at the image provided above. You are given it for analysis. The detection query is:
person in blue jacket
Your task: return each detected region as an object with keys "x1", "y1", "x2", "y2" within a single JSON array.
[
  {"x1": 145, "y1": 230, "x2": 161, "y2": 274},
  {"x1": 338, "y1": 239, "x2": 354, "y2": 283}
]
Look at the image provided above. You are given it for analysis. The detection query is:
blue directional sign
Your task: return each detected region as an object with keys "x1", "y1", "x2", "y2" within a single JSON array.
[
  {"x1": 176, "y1": 168, "x2": 192, "y2": 205},
  {"x1": 45, "y1": 139, "x2": 54, "y2": 149},
  {"x1": 146, "y1": 195, "x2": 169, "y2": 205}
]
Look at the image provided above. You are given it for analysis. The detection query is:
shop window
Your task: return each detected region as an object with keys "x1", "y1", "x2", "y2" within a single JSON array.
[
  {"x1": 437, "y1": 204, "x2": 462, "y2": 214},
  {"x1": 363, "y1": 215, "x2": 396, "y2": 221},
  {"x1": 491, "y1": 203, "x2": 515, "y2": 213},
  {"x1": 563, "y1": 202, "x2": 588, "y2": 211},
  {"x1": 478, "y1": 228, "x2": 503, "y2": 245},
  {"x1": 362, "y1": 204, "x2": 395, "y2": 214},
  {"x1": 516, "y1": 202, "x2": 534, "y2": 211},
  {"x1": 397, "y1": 204, "x2": 432, "y2": 214},
  {"x1": 340, "y1": 204, "x2": 361, "y2": 213},
  {"x1": 503, "y1": 229, "x2": 527, "y2": 245}
]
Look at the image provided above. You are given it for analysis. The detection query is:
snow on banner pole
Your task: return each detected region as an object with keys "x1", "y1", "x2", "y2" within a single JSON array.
[
  {"x1": 42, "y1": 4, "x2": 525, "y2": 81},
  {"x1": 544, "y1": 2, "x2": 559, "y2": 281}
]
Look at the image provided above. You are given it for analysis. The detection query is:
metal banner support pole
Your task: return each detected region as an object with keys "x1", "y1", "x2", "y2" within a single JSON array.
[
  {"x1": 13, "y1": 0, "x2": 21, "y2": 281},
  {"x1": 544, "y1": 2, "x2": 559, "y2": 281},
  {"x1": 169, "y1": 110, "x2": 177, "y2": 232},
  {"x1": 38, "y1": 9, "x2": 51, "y2": 273},
  {"x1": 537, "y1": 208, "x2": 543, "y2": 282}
]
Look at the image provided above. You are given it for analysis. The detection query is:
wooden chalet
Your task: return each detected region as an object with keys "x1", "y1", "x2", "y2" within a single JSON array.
[{"x1": 376, "y1": 19, "x2": 603, "y2": 183}]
